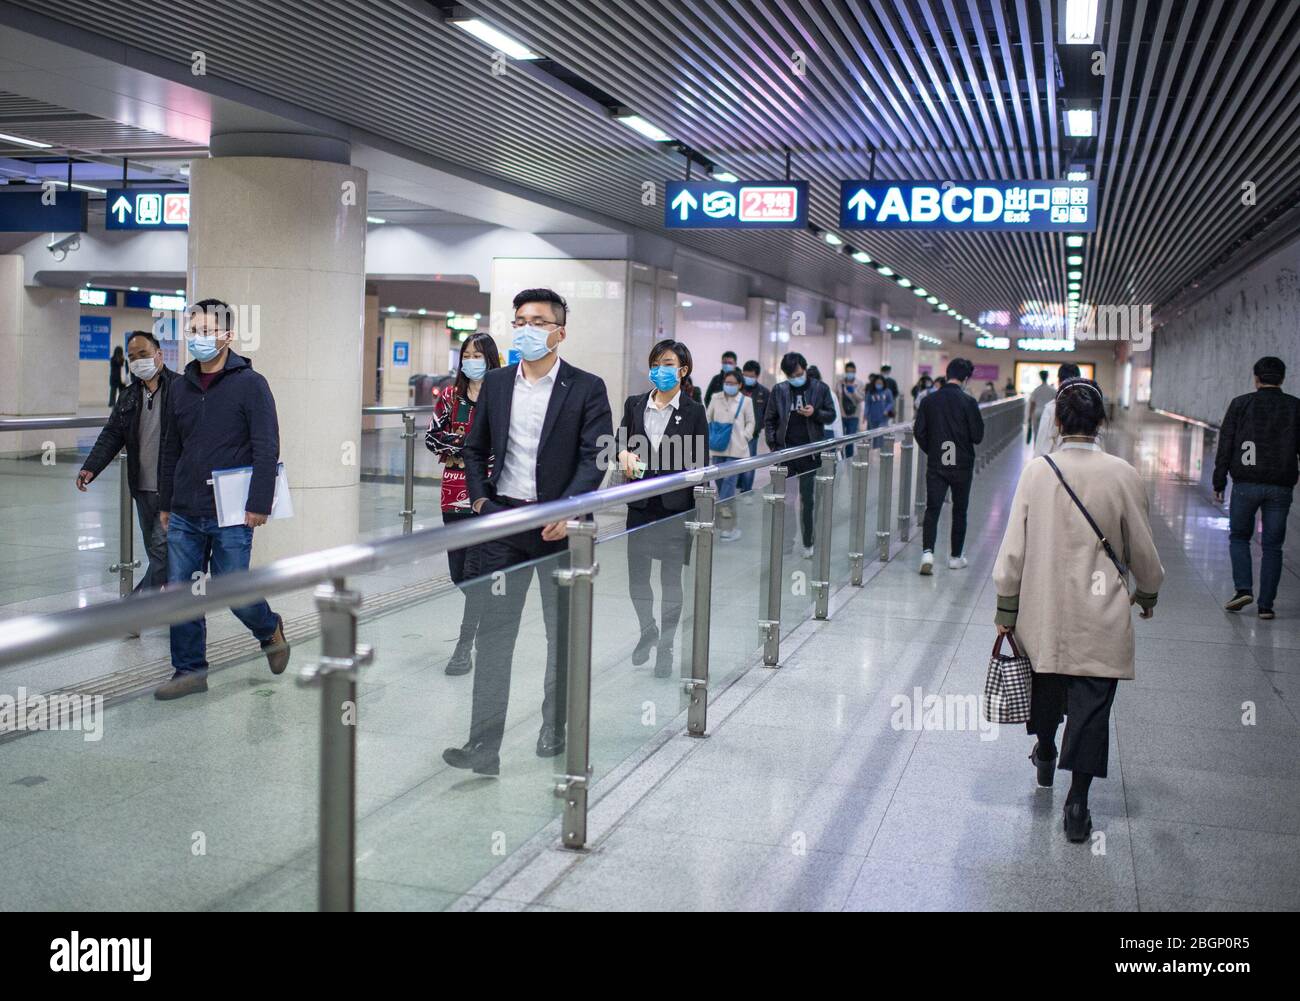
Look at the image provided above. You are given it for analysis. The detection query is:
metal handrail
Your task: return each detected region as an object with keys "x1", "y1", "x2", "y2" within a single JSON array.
[
  {"x1": 362, "y1": 405, "x2": 436, "y2": 416},
  {"x1": 0, "y1": 406, "x2": 438, "y2": 434},
  {"x1": 0, "y1": 396, "x2": 1025, "y2": 670}
]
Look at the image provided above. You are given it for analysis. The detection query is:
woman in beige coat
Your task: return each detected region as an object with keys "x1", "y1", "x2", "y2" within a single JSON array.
[{"x1": 992, "y1": 379, "x2": 1164, "y2": 843}]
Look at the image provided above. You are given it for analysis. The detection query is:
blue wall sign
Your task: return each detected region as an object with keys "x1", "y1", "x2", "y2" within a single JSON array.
[
  {"x1": 104, "y1": 188, "x2": 190, "y2": 230},
  {"x1": 839, "y1": 180, "x2": 1096, "y2": 232},
  {"x1": 79, "y1": 316, "x2": 112, "y2": 360},
  {"x1": 392, "y1": 341, "x2": 410, "y2": 366},
  {"x1": 0, "y1": 191, "x2": 87, "y2": 232},
  {"x1": 664, "y1": 180, "x2": 809, "y2": 229}
]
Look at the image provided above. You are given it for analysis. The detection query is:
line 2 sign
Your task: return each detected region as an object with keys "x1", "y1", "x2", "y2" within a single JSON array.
[
  {"x1": 664, "y1": 180, "x2": 809, "y2": 229},
  {"x1": 839, "y1": 180, "x2": 1096, "y2": 232}
]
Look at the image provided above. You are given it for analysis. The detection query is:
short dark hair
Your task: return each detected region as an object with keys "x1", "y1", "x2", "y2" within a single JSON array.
[
  {"x1": 512, "y1": 288, "x2": 567, "y2": 325},
  {"x1": 1254, "y1": 356, "x2": 1286, "y2": 384},
  {"x1": 126, "y1": 329, "x2": 160, "y2": 350},
  {"x1": 946, "y1": 357, "x2": 974, "y2": 381},
  {"x1": 1057, "y1": 362, "x2": 1081, "y2": 382},
  {"x1": 189, "y1": 297, "x2": 235, "y2": 330},
  {"x1": 650, "y1": 339, "x2": 693, "y2": 378},
  {"x1": 881, "y1": 364, "x2": 892, "y2": 373},
  {"x1": 807, "y1": 365, "x2": 823, "y2": 382},
  {"x1": 1039, "y1": 370, "x2": 1049, "y2": 381},
  {"x1": 780, "y1": 352, "x2": 808, "y2": 376},
  {"x1": 1055, "y1": 378, "x2": 1106, "y2": 436},
  {"x1": 742, "y1": 359, "x2": 761, "y2": 374},
  {"x1": 721, "y1": 351, "x2": 738, "y2": 362},
  {"x1": 845, "y1": 360, "x2": 856, "y2": 370}
]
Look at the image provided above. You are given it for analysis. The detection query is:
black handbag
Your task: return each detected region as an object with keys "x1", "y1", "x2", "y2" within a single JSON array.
[{"x1": 1043, "y1": 455, "x2": 1132, "y2": 595}]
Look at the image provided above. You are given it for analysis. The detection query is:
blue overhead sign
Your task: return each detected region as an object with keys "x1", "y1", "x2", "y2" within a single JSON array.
[
  {"x1": 664, "y1": 180, "x2": 809, "y2": 229},
  {"x1": 839, "y1": 180, "x2": 1096, "y2": 232},
  {"x1": 0, "y1": 191, "x2": 87, "y2": 232},
  {"x1": 105, "y1": 188, "x2": 190, "y2": 230},
  {"x1": 79, "y1": 316, "x2": 112, "y2": 361}
]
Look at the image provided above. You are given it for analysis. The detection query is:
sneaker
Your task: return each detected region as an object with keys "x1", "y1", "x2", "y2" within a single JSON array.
[
  {"x1": 1224, "y1": 590, "x2": 1253, "y2": 612},
  {"x1": 720, "y1": 528, "x2": 742, "y2": 542},
  {"x1": 154, "y1": 671, "x2": 208, "y2": 701},
  {"x1": 1259, "y1": 607, "x2": 1275, "y2": 620},
  {"x1": 802, "y1": 545, "x2": 815, "y2": 559},
  {"x1": 919, "y1": 550, "x2": 934, "y2": 575},
  {"x1": 261, "y1": 615, "x2": 291, "y2": 675},
  {"x1": 948, "y1": 556, "x2": 968, "y2": 570}
]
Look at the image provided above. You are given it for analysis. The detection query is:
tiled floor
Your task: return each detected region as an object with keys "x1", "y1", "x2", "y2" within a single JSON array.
[{"x1": 478, "y1": 411, "x2": 1300, "y2": 912}]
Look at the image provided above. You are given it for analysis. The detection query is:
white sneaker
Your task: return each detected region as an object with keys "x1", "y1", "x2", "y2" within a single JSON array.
[
  {"x1": 920, "y1": 550, "x2": 934, "y2": 575},
  {"x1": 720, "y1": 528, "x2": 742, "y2": 542},
  {"x1": 802, "y1": 545, "x2": 815, "y2": 559},
  {"x1": 948, "y1": 556, "x2": 968, "y2": 570}
]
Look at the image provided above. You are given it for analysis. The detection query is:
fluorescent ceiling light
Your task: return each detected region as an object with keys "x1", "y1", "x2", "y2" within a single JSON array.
[
  {"x1": 877, "y1": 266, "x2": 895, "y2": 277},
  {"x1": 387, "y1": 306, "x2": 397, "y2": 313},
  {"x1": 449, "y1": 17, "x2": 539, "y2": 59},
  {"x1": 1063, "y1": 0, "x2": 1100, "y2": 45},
  {"x1": 914, "y1": 287, "x2": 927, "y2": 296},
  {"x1": 851, "y1": 251, "x2": 871, "y2": 264},
  {"x1": 1068, "y1": 270, "x2": 1083, "y2": 280},
  {"x1": 681, "y1": 300, "x2": 694, "y2": 308},
  {"x1": 1065, "y1": 108, "x2": 1096, "y2": 137},
  {"x1": 615, "y1": 114, "x2": 673, "y2": 142},
  {"x1": 937, "y1": 303, "x2": 948, "y2": 310},
  {"x1": 129, "y1": 286, "x2": 139, "y2": 292},
  {"x1": 1067, "y1": 170, "x2": 1089, "y2": 182},
  {"x1": 1067, "y1": 254, "x2": 1083, "y2": 266},
  {"x1": 823, "y1": 232, "x2": 843, "y2": 246},
  {"x1": 1068, "y1": 281, "x2": 1081, "y2": 290},
  {"x1": 418, "y1": 308, "x2": 427, "y2": 315},
  {"x1": 927, "y1": 296, "x2": 939, "y2": 305},
  {"x1": 0, "y1": 131, "x2": 52, "y2": 149},
  {"x1": 367, "y1": 216, "x2": 386, "y2": 224},
  {"x1": 897, "y1": 278, "x2": 912, "y2": 288},
  {"x1": 1066, "y1": 235, "x2": 1084, "y2": 247},
  {"x1": 174, "y1": 289, "x2": 184, "y2": 295},
  {"x1": 713, "y1": 171, "x2": 738, "y2": 183}
]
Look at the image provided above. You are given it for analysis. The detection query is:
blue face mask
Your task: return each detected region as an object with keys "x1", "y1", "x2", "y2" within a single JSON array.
[
  {"x1": 511, "y1": 324, "x2": 553, "y2": 363},
  {"x1": 649, "y1": 366, "x2": 681, "y2": 392},
  {"x1": 461, "y1": 358, "x2": 488, "y2": 381},
  {"x1": 845, "y1": 373, "x2": 856, "y2": 382},
  {"x1": 723, "y1": 383, "x2": 740, "y2": 397},
  {"x1": 743, "y1": 376, "x2": 757, "y2": 387},
  {"x1": 187, "y1": 335, "x2": 221, "y2": 362},
  {"x1": 721, "y1": 363, "x2": 735, "y2": 373},
  {"x1": 788, "y1": 375, "x2": 807, "y2": 389}
]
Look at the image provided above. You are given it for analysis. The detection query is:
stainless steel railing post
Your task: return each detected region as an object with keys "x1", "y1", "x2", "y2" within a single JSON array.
[
  {"x1": 898, "y1": 432, "x2": 915, "y2": 542},
  {"x1": 299, "y1": 577, "x2": 372, "y2": 912},
  {"x1": 812, "y1": 451, "x2": 837, "y2": 619},
  {"x1": 554, "y1": 521, "x2": 597, "y2": 849},
  {"x1": 685, "y1": 483, "x2": 717, "y2": 736},
  {"x1": 108, "y1": 454, "x2": 140, "y2": 597},
  {"x1": 760, "y1": 465, "x2": 787, "y2": 667},
  {"x1": 400, "y1": 412, "x2": 417, "y2": 535},
  {"x1": 848, "y1": 446, "x2": 870, "y2": 586},
  {"x1": 876, "y1": 434, "x2": 895, "y2": 562}
]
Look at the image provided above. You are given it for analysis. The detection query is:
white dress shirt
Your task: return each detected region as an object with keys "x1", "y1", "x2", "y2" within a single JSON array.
[
  {"x1": 495, "y1": 358, "x2": 559, "y2": 501},
  {"x1": 643, "y1": 390, "x2": 681, "y2": 451}
]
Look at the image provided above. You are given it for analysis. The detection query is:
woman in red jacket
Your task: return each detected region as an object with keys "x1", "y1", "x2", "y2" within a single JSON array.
[{"x1": 425, "y1": 332, "x2": 501, "y2": 675}]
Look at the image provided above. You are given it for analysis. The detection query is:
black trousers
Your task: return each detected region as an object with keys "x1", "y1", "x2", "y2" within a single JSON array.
[
  {"x1": 785, "y1": 454, "x2": 819, "y2": 549},
  {"x1": 441, "y1": 508, "x2": 486, "y2": 652},
  {"x1": 467, "y1": 504, "x2": 570, "y2": 752},
  {"x1": 627, "y1": 499, "x2": 689, "y2": 651},
  {"x1": 1027, "y1": 672, "x2": 1119, "y2": 777},
  {"x1": 921, "y1": 466, "x2": 973, "y2": 556}
]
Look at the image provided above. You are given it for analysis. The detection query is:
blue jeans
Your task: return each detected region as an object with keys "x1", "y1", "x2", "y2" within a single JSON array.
[
  {"x1": 714, "y1": 455, "x2": 740, "y2": 501},
  {"x1": 842, "y1": 416, "x2": 860, "y2": 457},
  {"x1": 1229, "y1": 482, "x2": 1293, "y2": 608},
  {"x1": 167, "y1": 512, "x2": 280, "y2": 673},
  {"x1": 736, "y1": 438, "x2": 758, "y2": 494}
]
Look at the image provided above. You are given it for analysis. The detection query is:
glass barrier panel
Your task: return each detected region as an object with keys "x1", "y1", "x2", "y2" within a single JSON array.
[{"x1": 697, "y1": 475, "x2": 764, "y2": 692}]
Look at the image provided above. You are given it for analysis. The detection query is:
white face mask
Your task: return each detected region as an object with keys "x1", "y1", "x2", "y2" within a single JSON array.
[{"x1": 129, "y1": 357, "x2": 159, "y2": 381}]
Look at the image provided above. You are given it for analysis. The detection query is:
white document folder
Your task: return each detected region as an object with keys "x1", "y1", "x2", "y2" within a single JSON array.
[{"x1": 211, "y1": 463, "x2": 294, "y2": 527}]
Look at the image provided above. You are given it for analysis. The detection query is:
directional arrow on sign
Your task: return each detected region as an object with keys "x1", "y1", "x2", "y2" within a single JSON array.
[
  {"x1": 847, "y1": 189, "x2": 876, "y2": 222},
  {"x1": 671, "y1": 189, "x2": 698, "y2": 221},
  {"x1": 110, "y1": 195, "x2": 133, "y2": 224}
]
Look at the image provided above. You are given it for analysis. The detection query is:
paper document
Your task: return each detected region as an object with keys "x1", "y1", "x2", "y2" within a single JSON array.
[{"x1": 211, "y1": 463, "x2": 294, "y2": 527}]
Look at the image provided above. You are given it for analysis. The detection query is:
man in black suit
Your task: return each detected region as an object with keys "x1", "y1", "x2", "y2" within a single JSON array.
[{"x1": 443, "y1": 288, "x2": 613, "y2": 775}]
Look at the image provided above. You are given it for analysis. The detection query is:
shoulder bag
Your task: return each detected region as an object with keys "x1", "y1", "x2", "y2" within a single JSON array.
[{"x1": 1042, "y1": 455, "x2": 1131, "y2": 594}]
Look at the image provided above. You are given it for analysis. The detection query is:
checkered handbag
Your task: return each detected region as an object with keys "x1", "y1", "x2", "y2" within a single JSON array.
[{"x1": 982, "y1": 632, "x2": 1033, "y2": 724}]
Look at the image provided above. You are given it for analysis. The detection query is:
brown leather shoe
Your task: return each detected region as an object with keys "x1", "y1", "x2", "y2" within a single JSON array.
[
  {"x1": 261, "y1": 616, "x2": 291, "y2": 675},
  {"x1": 155, "y1": 671, "x2": 209, "y2": 700}
]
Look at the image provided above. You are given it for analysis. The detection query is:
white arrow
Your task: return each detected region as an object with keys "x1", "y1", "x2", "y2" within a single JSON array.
[
  {"x1": 110, "y1": 195, "x2": 132, "y2": 223},
  {"x1": 671, "y1": 189, "x2": 698, "y2": 221},
  {"x1": 847, "y1": 188, "x2": 876, "y2": 222}
]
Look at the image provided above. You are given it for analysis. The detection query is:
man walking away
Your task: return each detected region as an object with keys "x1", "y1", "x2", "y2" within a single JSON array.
[
  {"x1": 914, "y1": 357, "x2": 985, "y2": 574},
  {"x1": 1027, "y1": 369, "x2": 1055, "y2": 444},
  {"x1": 155, "y1": 299, "x2": 289, "y2": 700},
  {"x1": 1215, "y1": 356, "x2": 1300, "y2": 619},
  {"x1": 1032, "y1": 362, "x2": 1082, "y2": 458}
]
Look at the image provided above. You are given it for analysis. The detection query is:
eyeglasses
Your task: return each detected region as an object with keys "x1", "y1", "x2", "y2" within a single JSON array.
[{"x1": 510, "y1": 318, "x2": 563, "y2": 329}]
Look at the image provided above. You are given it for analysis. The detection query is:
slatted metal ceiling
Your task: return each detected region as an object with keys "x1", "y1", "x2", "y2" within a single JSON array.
[
  {"x1": 11, "y1": 0, "x2": 1300, "y2": 329},
  {"x1": 0, "y1": 89, "x2": 206, "y2": 156}
]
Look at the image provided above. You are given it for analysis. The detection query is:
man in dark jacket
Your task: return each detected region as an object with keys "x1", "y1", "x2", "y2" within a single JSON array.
[
  {"x1": 914, "y1": 357, "x2": 985, "y2": 574},
  {"x1": 764, "y1": 351, "x2": 836, "y2": 558},
  {"x1": 703, "y1": 350, "x2": 739, "y2": 406},
  {"x1": 78, "y1": 330, "x2": 178, "y2": 592},
  {"x1": 1215, "y1": 356, "x2": 1300, "y2": 618},
  {"x1": 154, "y1": 298, "x2": 289, "y2": 701},
  {"x1": 737, "y1": 359, "x2": 770, "y2": 493},
  {"x1": 880, "y1": 364, "x2": 902, "y2": 420}
]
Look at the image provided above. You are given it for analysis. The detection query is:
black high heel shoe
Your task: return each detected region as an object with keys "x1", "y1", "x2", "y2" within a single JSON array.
[
  {"x1": 1063, "y1": 802, "x2": 1092, "y2": 843},
  {"x1": 1029, "y1": 742, "x2": 1057, "y2": 788}
]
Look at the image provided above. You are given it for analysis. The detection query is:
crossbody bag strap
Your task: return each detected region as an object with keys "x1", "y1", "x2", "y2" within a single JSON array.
[{"x1": 1043, "y1": 455, "x2": 1129, "y2": 580}]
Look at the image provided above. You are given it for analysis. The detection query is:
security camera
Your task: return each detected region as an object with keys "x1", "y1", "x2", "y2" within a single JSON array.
[{"x1": 46, "y1": 232, "x2": 81, "y2": 260}]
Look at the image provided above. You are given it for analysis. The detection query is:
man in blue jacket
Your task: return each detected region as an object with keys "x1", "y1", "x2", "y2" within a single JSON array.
[{"x1": 155, "y1": 298, "x2": 289, "y2": 700}]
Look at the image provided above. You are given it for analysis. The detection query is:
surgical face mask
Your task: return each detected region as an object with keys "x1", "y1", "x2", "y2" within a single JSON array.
[
  {"x1": 187, "y1": 335, "x2": 221, "y2": 362},
  {"x1": 721, "y1": 363, "x2": 735, "y2": 373},
  {"x1": 649, "y1": 365, "x2": 681, "y2": 393},
  {"x1": 129, "y1": 357, "x2": 159, "y2": 381},
  {"x1": 743, "y1": 376, "x2": 757, "y2": 387},
  {"x1": 511, "y1": 324, "x2": 553, "y2": 363},
  {"x1": 788, "y1": 375, "x2": 807, "y2": 389},
  {"x1": 845, "y1": 372, "x2": 855, "y2": 382},
  {"x1": 723, "y1": 383, "x2": 740, "y2": 397},
  {"x1": 461, "y1": 358, "x2": 488, "y2": 382},
  {"x1": 874, "y1": 382, "x2": 884, "y2": 390}
]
